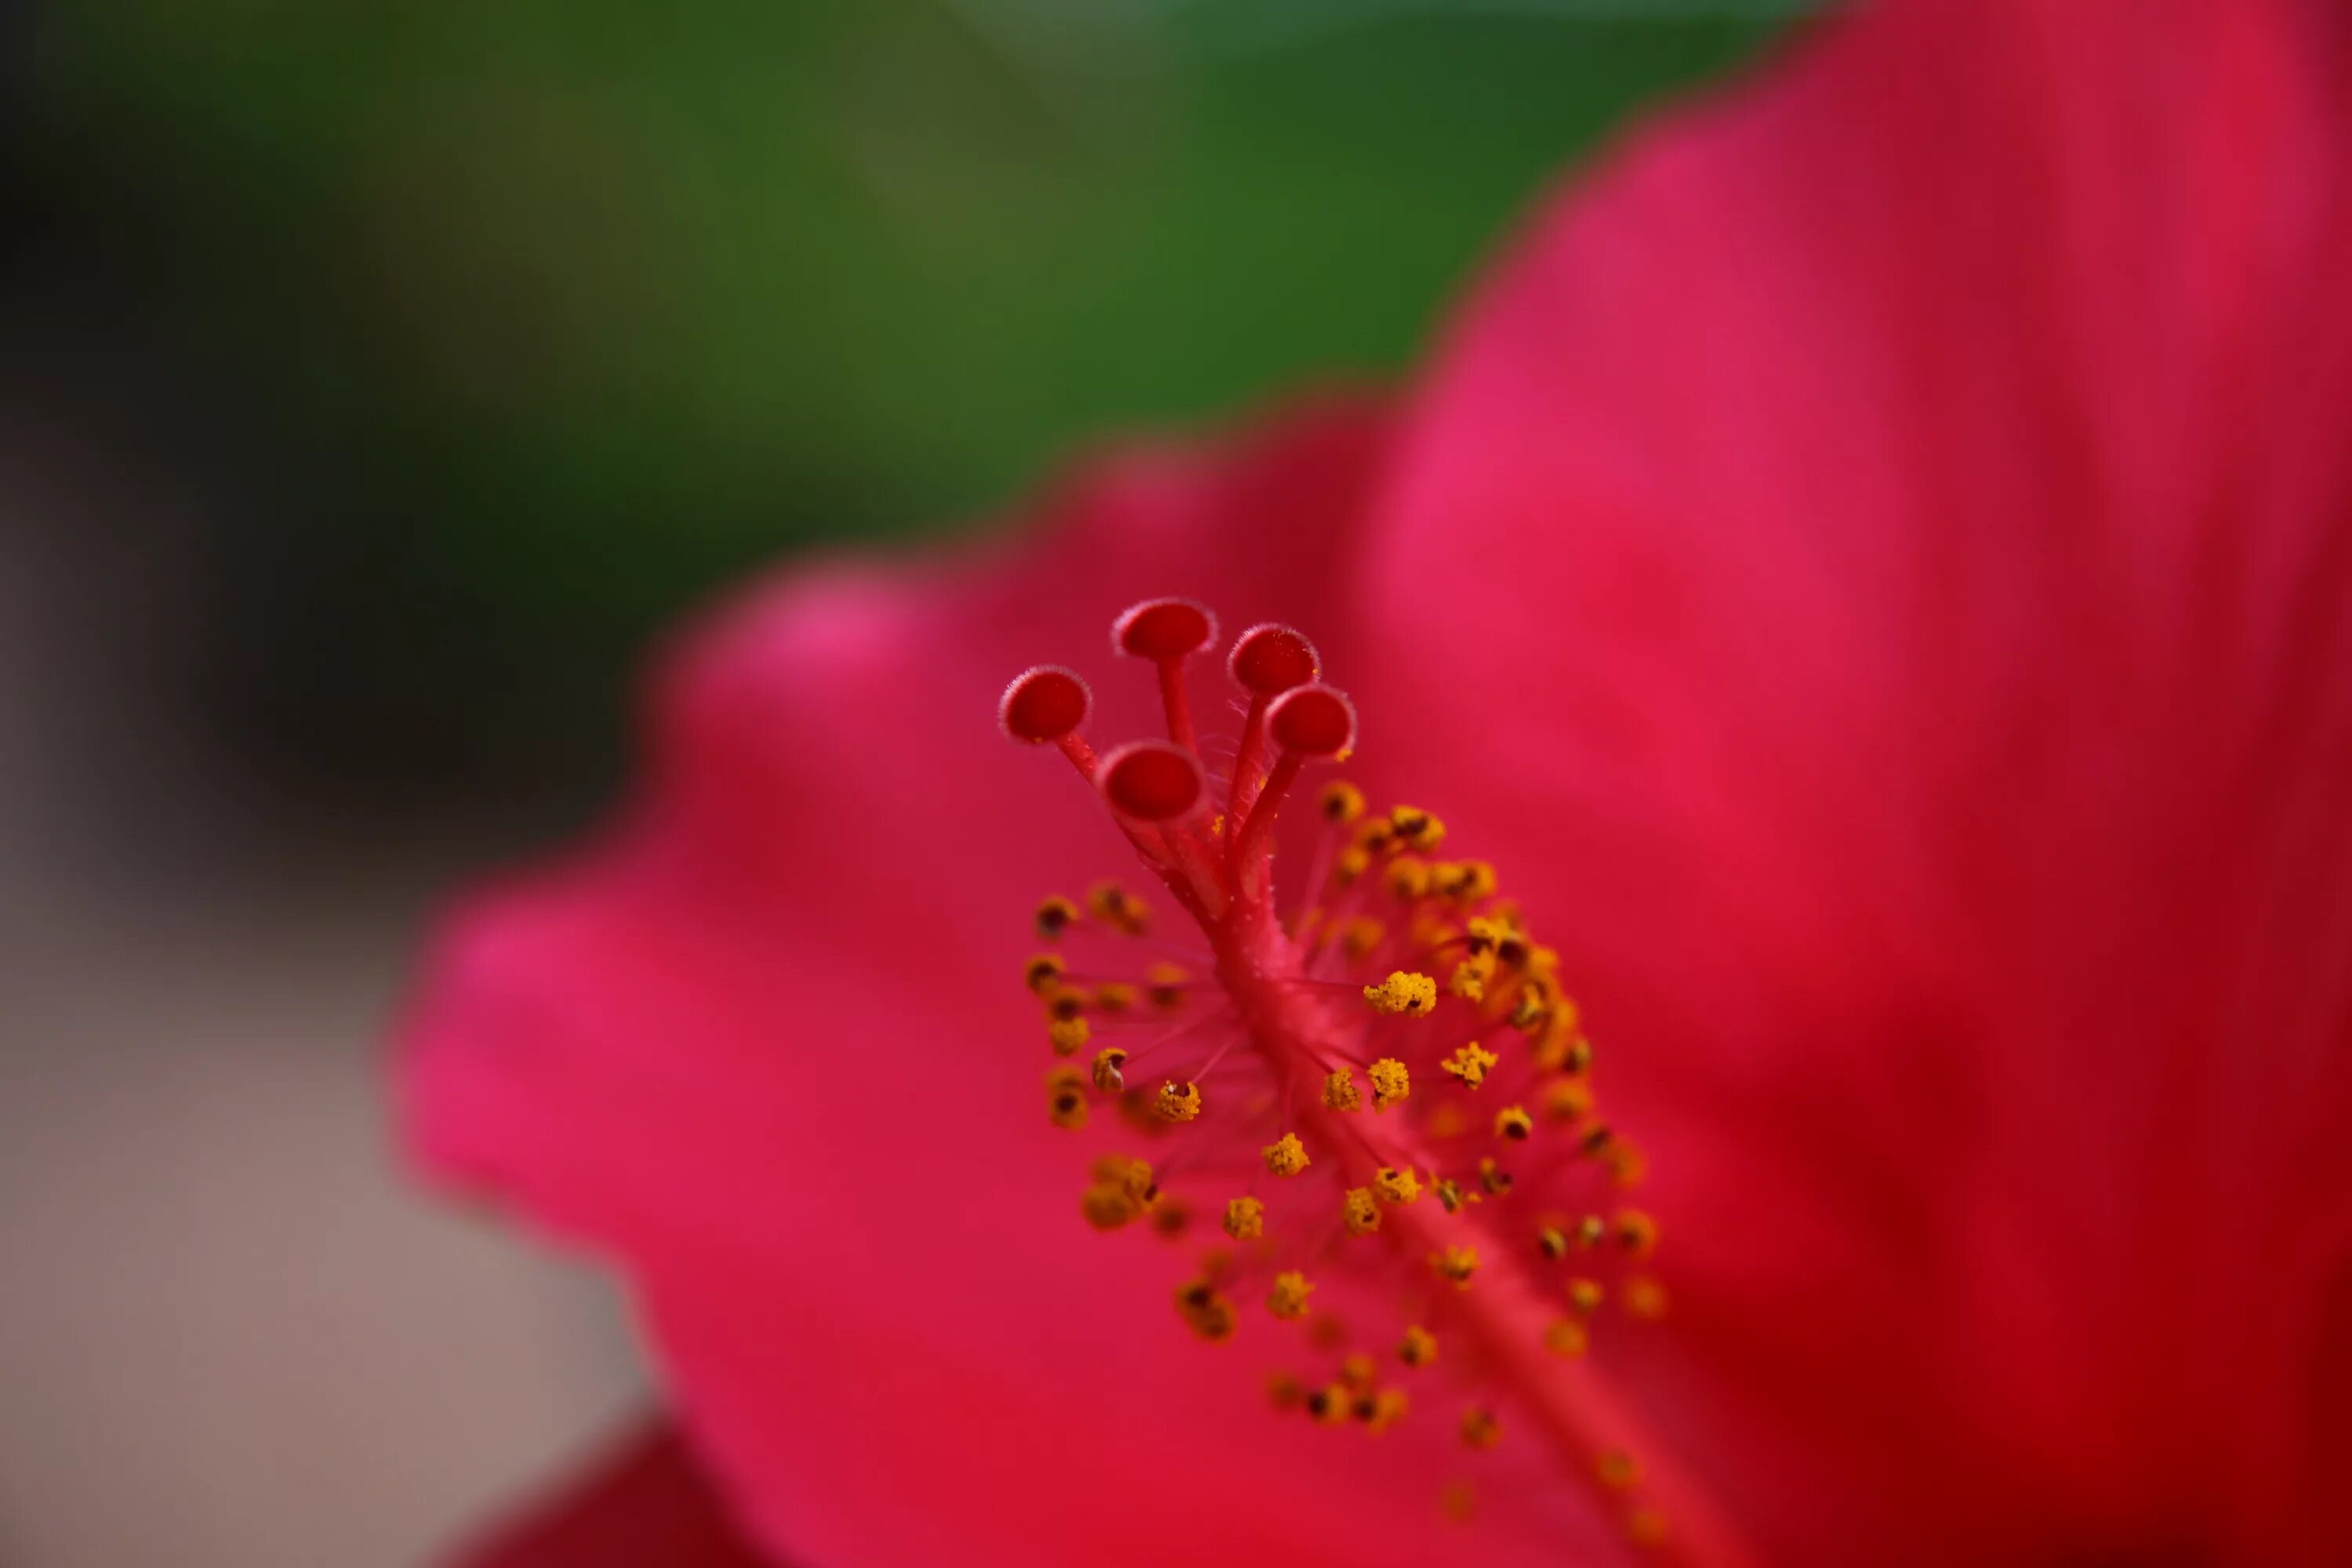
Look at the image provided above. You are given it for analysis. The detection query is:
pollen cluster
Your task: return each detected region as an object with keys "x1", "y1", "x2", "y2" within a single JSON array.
[{"x1": 1000, "y1": 601, "x2": 1679, "y2": 1550}]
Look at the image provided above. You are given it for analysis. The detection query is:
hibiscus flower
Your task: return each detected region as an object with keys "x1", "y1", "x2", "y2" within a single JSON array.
[{"x1": 401, "y1": 0, "x2": 2352, "y2": 1565}]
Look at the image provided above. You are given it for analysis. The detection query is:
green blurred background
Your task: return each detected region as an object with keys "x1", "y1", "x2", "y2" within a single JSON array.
[{"x1": 16, "y1": 0, "x2": 1795, "y2": 818}]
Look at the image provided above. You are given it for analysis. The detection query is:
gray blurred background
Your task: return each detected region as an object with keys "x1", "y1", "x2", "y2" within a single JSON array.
[{"x1": 0, "y1": 2, "x2": 1795, "y2": 1562}]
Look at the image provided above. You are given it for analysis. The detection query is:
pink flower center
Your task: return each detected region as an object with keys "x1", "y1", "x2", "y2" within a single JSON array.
[{"x1": 1001, "y1": 600, "x2": 1748, "y2": 1565}]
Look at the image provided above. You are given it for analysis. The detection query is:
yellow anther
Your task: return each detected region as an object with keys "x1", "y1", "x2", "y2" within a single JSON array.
[
  {"x1": 1478, "y1": 1157, "x2": 1514, "y2": 1196},
  {"x1": 1507, "y1": 982, "x2": 1552, "y2": 1033},
  {"x1": 1334, "y1": 845, "x2": 1371, "y2": 886},
  {"x1": 1317, "y1": 781, "x2": 1366, "y2": 824},
  {"x1": 1373, "y1": 1166, "x2": 1422, "y2": 1206},
  {"x1": 1149, "y1": 1199, "x2": 1190, "y2": 1238},
  {"x1": 1267, "y1": 1270, "x2": 1315, "y2": 1319},
  {"x1": 1440, "y1": 1041, "x2": 1499, "y2": 1088},
  {"x1": 1628, "y1": 1508, "x2": 1669, "y2": 1548},
  {"x1": 1573, "y1": 1214, "x2": 1606, "y2": 1247},
  {"x1": 1542, "y1": 1077, "x2": 1595, "y2": 1121},
  {"x1": 1091, "y1": 981, "x2": 1136, "y2": 1014},
  {"x1": 1090, "y1": 1047, "x2": 1128, "y2": 1092},
  {"x1": 1049, "y1": 1084, "x2": 1088, "y2": 1129},
  {"x1": 1364, "y1": 1387, "x2": 1410, "y2": 1434},
  {"x1": 1305, "y1": 1384, "x2": 1352, "y2": 1425},
  {"x1": 1367, "y1": 1057, "x2": 1410, "y2": 1109},
  {"x1": 1340, "y1": 1353, "x2": 1378, "y2": 1391},
  {"x1": 1155, "y1": 1079, "x2": 1202, "y2": 1122},
  {"x1": 1597, "y1": 1450, "x2": 1642, "y2": 1490},
  {"x1": 1429, "y1": 1246, "x2": 1479, "y2": 1287},
  {"x1": 1435, "y1": 1178, "x2": 1468, "y2": 1213},
  {"x1": 1602, "y1": 1138, "x2": 1649, "y2": 1189},
  {"x1": 1223, "y1": 1196, "x2": 1265, "y2": 1241},
  {"x1": 1461, "y1": 916, "x2": 1503, "y2": 956},
  {"x1": 1262, "y1": 1131, "x2": 1311, "y2": 1177},
  {"x1": 1087, "y1": 880, "x2": 1150, "y2": 935},
  {"x1": 1267, "y1": 1371, "x2": 1307, "y2": 1411},
  {"x1": 1566, "y1": 1277, "x2": 1605, "y2": 1317},
  {"x1": 1494, "y1": 1105, "x2": 1534, "y2": 1142},
  {"x1": 1080, "y1": 1182, "x2": 1138, "y2": 1230},
  {"x1": 1023, "y1": 953, "x2": 1067, "y2": 993},
  {"x1": 1398, "y1": 1324, "x2": 1437, "y2": 1367},
  {"x1": 1446, "y1": 953, "x2": 1494, "y2": 1002},
  {"x1": 1544, "y1": 1319, "x2": 1591, "y2": 1358},
  {"x1": 1537, "y1": 1225, "x2": 1569, "y2": 1260},
  {"x1": 1047, "y1": 1014, "x2": 1091, "y2": 1057},
  {"x1": 1363, "y1": 971, "x2": 1437, "y2": 1016},
  {"x1": 1145, "y1": 962, "x2": 1188, "y2": 1011},
  {"x1": 1340, "y1": 916, "x2": 1386, "y2": 959},
  {"x1": 1323, "y1": 1069, "x2": 1363, "y2": 1112},
  {"x1": 1495, "y1": 932, "x2": 1533, "y2": 971},
  {"x1": 1341, "y1": 1188, "x2": 1381, "y2": 1235},
  {"x1": 1578, "y1": 1122, "x2": 1617, "y2": 1158},
  {"x1": 1384, "y1": 856, "x2": 1431, "y2": 900},
  {"x1": 1624, "y1": 1275, "x2": 1670, "y2": 1320},
  {"x1": 1109, "y1": 1158, "x2": 1157, "y2": 1204},
  {"x1": 1460, "y1": 1407, "x2": 1501, "y2": 1450},
  {"x1": 1388, "y1": 805, "x2": 1446, "y2": 852},
  {"x1": 1610, "y1": 1207, "x2": 1657, "y2": 1260},
  {"x1": 1033, "y1": 895, "x2": 1081, "y2": 940},
  {"x1": 1174, "y1": 1279, "x2": 1236, "y2": 1341},
  {"x1": 1356, "y1": 817, "x2": 1397, "y2": 856},
  {"x1": 1436, "y1": 860, "x2": 1497, "y2": 903}
]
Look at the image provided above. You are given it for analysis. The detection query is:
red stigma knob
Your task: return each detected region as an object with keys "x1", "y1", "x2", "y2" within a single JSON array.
[
  {"x1": 1113, "y1": 597, "x2": 1219, "y2": 662},
  {"x1": 1000, "y1": 665, "x2": 1091, "y2": 745},
  {"x1": 1265, "y1": 684, "x2": 1356, "y2": 757},
  {"x1": 1227, "y1": 622, "x2": 1320, "y2": 695},
  {"x1": 1100, "y1": 741, "x2": 1206, "y2": 822}
]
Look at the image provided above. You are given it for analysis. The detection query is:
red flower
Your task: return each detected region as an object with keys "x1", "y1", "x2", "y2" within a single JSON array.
[{"x1": 405, "y1": 1, "x2": 2352, "y2": 1565}]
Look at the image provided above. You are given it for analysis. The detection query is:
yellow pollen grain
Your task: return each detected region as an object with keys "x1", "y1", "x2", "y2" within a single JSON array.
[
  {"x1": 1544, "y1": 1319, "x2": 1590, "y2": 1358},
  {"x1": 1318, "y1": 781, "x2": 1366, "y2": 824},
  {"x1": 1091, "y1": 981, "x2": 1136, "y2": 1014},
  {"x1": 1478, "y1": 1157, "x2": 1514, "y2": 1196},
  {"x1": 1047, "y1": 1014, "x2": 1091, "y2": 1056},
  {"x1": 1341, "y1": 1353, "x2": 1378, "y2": 1391},
  {"x1": 1439, "y1": 861, "x2": 1497, "y2": 903},
  {"x1": 1566, "y1": 1278, "x2": 1605, "y2": 1317},
  {"x1": 1460, "y1": 1407, "x2": 1501, "y2": 1450},
  {"x1": 1341, "y1": 1188, "x2": 1380, "y2": 1235},
  {"x1": 1334, "y1": 845, "x2": 1371, "y2": 886},
  {"x1": 1222, "y1": 1196, "x2": 1265, "y2": 1241},
  {"x1": 1365, "y1": 1387, "x2": 1410, "y2": 1434},
  {"x1": 1033, "y1": 896, "x2": 1080, "y2": 940},
  {"x1": 1367, "y1": 1058, "x2": 1410, "y2": 1109},
  {"x1": 1080, "y1": 1184, "x2": 1137, "y2": 1230},
  {"x1": 1624, "y1": 1275, "x2": 1670, "y2": 1320},
  {"x1": 1435, "y1": 1178, "x2": 1468, "y2": 1213},
  {"x1": 1615, "y1": 1209, "x2": 1660, "y2": 1257},
  {"x1": 1049, "y1": 1087, "x2": 1087, "y2": 1130},
  {"x1": 1262, "y1": 1131, "x2": 1311, "y2": 1177},
  {"x1": 1174, "y1": 1279, "x2": 1236, "y2": 1341},
  {"x1": 1494, "y1": 1105, "x2": 1534, "y2": 1142},
  {"x1": 1373, "y1": 1166, "x2": 1422, "y2": 1206},
  {"x1": 1323, "y1": 1069, "x2": 1363, "y2": 1112},
  {"x1": 1090, "y1": 1047, "x2": 1128, "y2": 1092},
  {"x1": 1363, "y1": 971, "x2": 1437, "y2": 1016},
  {"x1": 1399, "y1": 1324, "x2": 1437, "y2": 1367},
  {"x1": 1446, "y1": 953, "x2": 1494, "y2": 1002},
  {"x1": 1306, "y1": 1385, "x2": 1352, "y2": 1425},
  {"x1": 1155, "y1": 1080, "x2": 1202, "y2": 1122},
  {"x1": 1537, "y1": 1225, "x2": 1569, "y2": 1260},
  {"x1": 1462, "y1": 916, "x2": 1502, "y2": 955},
  {"x1": 1440, "y1": 1042, "x2": 1499, "y2": 1088},
  {"x1": 1430, "y1": 1246, "x2": 1479, "y2": 1287},
  {"x1": 1087, "y1": 880, "x2": 1150, "y2": 935},
  {"x1": 1542, "y1": 1078, "x2": 1595, "y2": 1121},
  {"x1": 1388, "y1": 805, "x2": 1445, "y2": 852},
  {"x1": 1023, "y1": 953, "x2": 1066, "y2": 993},
  {"x1": 1145, "y1": 962, "x2": 1188, "y2": 1011},
  {"x1": 1384, "y1": 857, "x2": 1430, "y2": 901},
  {"x1": 1267, "y1": 1270, "x2": 1315, "y2": 1319},
  {"x1": 1113, "y1": 1159, "x2": 1157, "y2": 1204},
  {"x1": 1340, "y1": 917, "x2": 1385, "y2": 960}
]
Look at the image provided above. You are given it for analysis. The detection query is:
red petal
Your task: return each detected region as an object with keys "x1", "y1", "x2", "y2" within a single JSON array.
[
  {"x1": 452, "y1": 1422, "x2": 772, "y2": 1568},
  {"x1": 399, "y1": 401, "x2": 1617, "y2": 1565},
  {"x1": 1368, "y1": 1, "x2": 2352, "y2": 1561}
]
